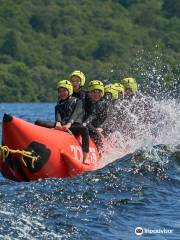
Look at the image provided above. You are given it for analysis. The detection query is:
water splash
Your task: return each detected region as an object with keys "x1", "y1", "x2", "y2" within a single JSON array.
[{"x1": 103, "y1": 96, "x2": 180, "y2": 166}]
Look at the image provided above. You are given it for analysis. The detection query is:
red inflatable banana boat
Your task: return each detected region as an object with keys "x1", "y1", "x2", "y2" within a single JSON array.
[{"x1": 0, "y1": 113, "x2": 103, "y2": 181}]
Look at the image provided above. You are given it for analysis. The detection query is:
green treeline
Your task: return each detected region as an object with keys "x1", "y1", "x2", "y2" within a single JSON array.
[{"x1": 0, "y1": 0, "x2": 179, "y2": 102}]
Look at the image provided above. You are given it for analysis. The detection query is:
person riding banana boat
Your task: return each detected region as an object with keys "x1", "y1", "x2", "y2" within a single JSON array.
[
  {"x1": 113, "y1": 77, "x2": 164, "y2": 138},
  {"x1": 69, "y1": 70, "x2": 87, "y2": 105},
  {"x1": 112, "y1": 77, "x2": 141, "y2": 138},
  {"x1": 83, "y1": 80, "x2": 109, "y2": 153},
  {"x1": 113, "y1": 83, "x2": 125, "y2": 100},
  {"x1": 102, "y1": 83, "x2": 123, "y2": 136},
  {"x1": 120, "y1": 77, "x2": 155, "y2": 123},
  {"x1": 35, "y1": 80, "x2": 89, "y2": 162},
  {"x1": 104, "y1": 84, "x2": 119, "y2": 102}
]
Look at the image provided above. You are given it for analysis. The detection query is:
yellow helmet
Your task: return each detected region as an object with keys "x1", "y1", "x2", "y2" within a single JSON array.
[
  {"x1": 104, "y1": 84, "x2": 119, "y2": 100},
  {"x1": 113, "y1": 83, "x2": 124, "y2": 99},
  {"x1": 88, "y1": 80, "x2": 104, "y2": 96},
  {"x1": 57, "y1": 80, "x2": 73, "y2": 96},
  {"x1": 113, "y1": 83, "x2": 124, "y2": 92},
  {"x1": 69, "y1": 70, "x2": 86, "y2": 86},
  {"x1": 121, "y1": 77, "x2": 138, "y2": 94}
]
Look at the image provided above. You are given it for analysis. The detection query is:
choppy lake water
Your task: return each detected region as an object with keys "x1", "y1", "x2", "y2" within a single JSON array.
[{"x1": 0, "y1": 102, "x2": 179, "y2": 240}]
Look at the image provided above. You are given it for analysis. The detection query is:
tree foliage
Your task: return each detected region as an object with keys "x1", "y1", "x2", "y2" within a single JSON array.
[{"x1": 0, "y1": 0, "x2": 179, "y2": 101}]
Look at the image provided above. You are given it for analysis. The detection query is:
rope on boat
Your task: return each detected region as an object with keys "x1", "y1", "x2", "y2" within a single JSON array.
[{"x1": 0, "y1": 145, "x2": 37, "y2": 168}]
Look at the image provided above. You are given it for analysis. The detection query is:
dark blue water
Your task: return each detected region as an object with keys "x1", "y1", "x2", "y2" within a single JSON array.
[{"x1": 0, "y1": 103, "x2": 180, "y2": 240}]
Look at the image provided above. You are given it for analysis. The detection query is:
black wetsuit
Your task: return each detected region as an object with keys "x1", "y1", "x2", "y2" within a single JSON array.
[
  {"x1": 101, "y1": 99, "x2": 118, "y2": 136},
  {"x1": 84, "y1": 96, "x2": 108, "y2": 150},
  {"x1": 35, "y1": 97, "x2": 89, "y2": 152},
  {"x1": 72, "y1": 87, "x2": 87, "y2": 106},
  {"x1": 55, "y1": 97, "x2": 84, "y2": 124}
]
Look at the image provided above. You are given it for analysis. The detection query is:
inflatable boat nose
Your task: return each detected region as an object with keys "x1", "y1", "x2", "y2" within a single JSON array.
[{"x1": 3, "y1": 113, "x2": 13, "y2": 123}]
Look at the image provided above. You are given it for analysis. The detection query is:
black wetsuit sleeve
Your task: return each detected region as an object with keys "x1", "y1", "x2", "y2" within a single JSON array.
[
  {"x1": 101, "y1": 103, "x2": 111, "y2": 128},
  {"x1": 100, "y1": 102, "x2": 108, "y2": 126},
  {"x1": 68, "y1": 99, "x2": 84, "y2": 124},
  {"x1": 83, "y1": 111, "x2": 96, "y2": 125},
  {"x1": 83, "y1": 97, "x2": 96, "y2": 125},
  {"x1": 55, "y1": 105, "x2": 62, "y2": 122}
]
